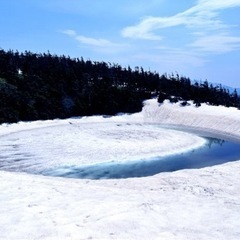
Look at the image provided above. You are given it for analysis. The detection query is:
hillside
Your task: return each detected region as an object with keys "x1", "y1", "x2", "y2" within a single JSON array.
[{"x1": 0, "y1": 49, "x2": 239, "y2": 123}]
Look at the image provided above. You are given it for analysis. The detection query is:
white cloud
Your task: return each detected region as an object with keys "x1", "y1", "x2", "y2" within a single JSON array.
[
  {"x1": 75, "y1": 35, "x2": 114, "y2": 48},
  {"x1": 197, "y1": 0, "x2": 240, "y2": 10},
  {"x1": 190, "y1": 33, "x2": 240, "y2": 53},
  {"x1": 121, "y1": 0, "x2": 240, "y2": 40},
  {"x1": 60, "y1": 29, "x2": 77, "y2": 37},
  {"x1": 122, "y1": 15, "x2": 184, "y2": 40},
  {"x1": 60, "y1": 29, "x2": 128, "y2": 53},
  {"x1": 134, "y1": 48, "x2": 207, "y2": 70}
]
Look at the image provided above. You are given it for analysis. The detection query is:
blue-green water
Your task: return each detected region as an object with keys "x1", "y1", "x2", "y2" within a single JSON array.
[{"x1": 43, "y1": 137, "x2": 240, "y2": 179}]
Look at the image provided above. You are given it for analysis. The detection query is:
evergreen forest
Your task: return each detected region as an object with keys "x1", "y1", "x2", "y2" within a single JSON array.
[{"x1": 0, "y1": 49, "x2": 239, "y2": 124}]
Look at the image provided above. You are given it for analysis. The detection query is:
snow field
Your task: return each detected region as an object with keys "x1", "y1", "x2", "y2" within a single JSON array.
[{"x1": 0, "y1": 99, "x2": 240, "y2": 240}]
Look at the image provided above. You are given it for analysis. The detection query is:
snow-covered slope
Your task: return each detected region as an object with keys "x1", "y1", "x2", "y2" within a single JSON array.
[
  {"x1": 142, "y1": 99, "x2": 240, "y2": 140},
  {"x1": 0, "y1": 99, "x2": 240, "y2": 240}
]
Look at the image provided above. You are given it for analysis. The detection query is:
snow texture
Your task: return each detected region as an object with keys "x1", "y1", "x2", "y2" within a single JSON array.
[
  {"x1": 0, "y1": 99, "x2": 240, "y2": 240},
  {"x1": 0, "y1": 122, "x2": 206, "y2": 173}
]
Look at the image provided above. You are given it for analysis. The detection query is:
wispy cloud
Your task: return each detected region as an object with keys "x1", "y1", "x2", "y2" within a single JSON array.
[
  {"x1": 190, "y1": 33, "x2": 240, "y2": 53},
  {"x1": 197, "y1": 0, "x2": 240, "y2": 10},
  {"x1": 121, "y1": 0, "x2": 240, "y2": 47},
  {"x1": 120, "y1": 0, "x2": 240, "y2": 77},
  {"x1": 135, "y1": 46, "x2": 207, "y2": 69},
  {"x1": 61, "y1": 29, "x2": 76, "y2": 37},
  {"x1": 60, "y1": 29, "x2": 127, "y2": 53},
  {"x1": 122, "y1": 15, "x2": 183, "y2": 40}
]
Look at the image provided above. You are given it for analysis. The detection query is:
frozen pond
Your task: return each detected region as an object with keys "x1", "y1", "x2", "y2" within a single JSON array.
[
  {"x1": 0, "y1": 122, "x2": 240, "y2": 179},
  {"x1": 43, "y1": 137, "x2": 240, "y2": 179}
]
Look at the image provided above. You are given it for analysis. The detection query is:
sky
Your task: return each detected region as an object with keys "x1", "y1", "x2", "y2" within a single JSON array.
[{"x1": 0, "y1": 0, "x2": 240, "y2": 88}]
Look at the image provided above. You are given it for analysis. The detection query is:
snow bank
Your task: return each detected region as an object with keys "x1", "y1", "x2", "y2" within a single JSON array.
[
  {"x1": 0, "y1": 99, "x2": 240, "y2": 240},
  {"x1": 142, "y1": 99, "x2": 240, "y2": 141}
]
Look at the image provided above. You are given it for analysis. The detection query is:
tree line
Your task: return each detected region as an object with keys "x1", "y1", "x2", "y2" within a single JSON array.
[{"x1": 0, "y1": 49, "x2": 239, "y2": 123}]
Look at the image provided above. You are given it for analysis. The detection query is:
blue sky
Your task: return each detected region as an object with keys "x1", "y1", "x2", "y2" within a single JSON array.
[{"x1": 1, "y1": 0, "x2": 240, "y2": 88}]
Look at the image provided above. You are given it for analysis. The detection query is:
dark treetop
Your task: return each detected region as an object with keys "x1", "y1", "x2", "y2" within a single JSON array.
[{"x1": 0, "y1": 49, "x2": 239, "y2": 123}]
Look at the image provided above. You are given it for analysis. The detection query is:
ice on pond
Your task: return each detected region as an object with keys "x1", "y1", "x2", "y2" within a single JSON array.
[{"x1": 0, "y1": 122, "x2": 206, "y2": 174}]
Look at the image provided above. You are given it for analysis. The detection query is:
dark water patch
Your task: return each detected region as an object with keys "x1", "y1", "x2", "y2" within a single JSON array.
[{"x1": 42, "y1": 137, "x2": 240, "y2": 180}]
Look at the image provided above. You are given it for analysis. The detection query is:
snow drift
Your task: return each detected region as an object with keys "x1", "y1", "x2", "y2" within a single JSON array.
[{"x1": 0, "y1": 99, "x2": 240, "y2": 240}]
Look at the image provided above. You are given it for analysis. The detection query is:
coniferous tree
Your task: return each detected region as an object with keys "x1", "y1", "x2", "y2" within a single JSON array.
[{"x1": 0, "y1": 49, "x2": 239, "y2": 124}]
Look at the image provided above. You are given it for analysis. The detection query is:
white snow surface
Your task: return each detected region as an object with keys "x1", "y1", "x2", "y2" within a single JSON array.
[
  {"x1": 0, "y1": 121, "x2": 206, "y2": 173},
  {"x1": 0, "y1": 99, "x2": 240, "y2": 240}
]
